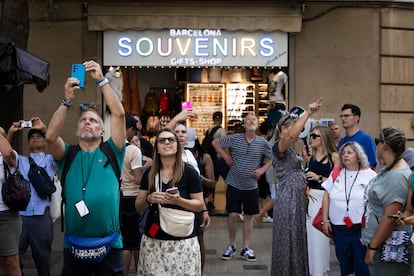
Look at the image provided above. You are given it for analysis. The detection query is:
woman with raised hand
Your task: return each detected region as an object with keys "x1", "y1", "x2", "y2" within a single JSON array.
[
  {"x1": 271, "y1": 98, "x2": 322, "y2": 276},
  {"x1": 322, "y1": 142, "x2": 376, "y2": 275}
]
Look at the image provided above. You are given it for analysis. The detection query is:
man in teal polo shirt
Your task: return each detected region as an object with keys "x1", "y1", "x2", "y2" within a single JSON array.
[{"x1": 46, "y1": 60, "x2": 126, "y2": 275}]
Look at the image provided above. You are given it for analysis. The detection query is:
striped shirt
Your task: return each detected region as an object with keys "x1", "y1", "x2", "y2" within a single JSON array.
[{"x1": 219, "y1": 133, "x2": 273, "y2": 190}]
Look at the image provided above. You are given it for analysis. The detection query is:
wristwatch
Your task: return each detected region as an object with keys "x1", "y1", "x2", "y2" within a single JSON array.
[{"x1": 318, "y1": 175, "x2": 323, "y2": 183}]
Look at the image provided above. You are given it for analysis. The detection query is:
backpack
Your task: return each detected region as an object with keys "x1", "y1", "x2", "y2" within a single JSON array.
[
  {"x1": 28, "y1": 156, "x2": 56, "y2": 199},
  {"x1": 59, "y1": 141, "x2": 122, "y2": 231},
  {"x1": 201, "y1": 126, "x2": 220, "y2": 160}
]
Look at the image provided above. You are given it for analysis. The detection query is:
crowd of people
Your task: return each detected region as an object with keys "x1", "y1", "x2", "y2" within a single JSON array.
[{"x1": 0, "y1": 60, "x2": 413, "y2": 276}]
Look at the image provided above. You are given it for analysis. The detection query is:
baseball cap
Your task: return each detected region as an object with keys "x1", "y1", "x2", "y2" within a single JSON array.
[
  {"x1": 125, "y1": 115, "x2": 138, "y2": 131},
  {"x1": 185, "y1": 127, "x2": 198, "y2": 149},
  {"x1": 213, "y1": 111, "x2": 223, "y2": 120},
  {"x1": 403, "y1": 147, "x2": 414, "y2": 169},
  {"x1": 28, "y1": 129, "x2": 45, "y2": 140}
]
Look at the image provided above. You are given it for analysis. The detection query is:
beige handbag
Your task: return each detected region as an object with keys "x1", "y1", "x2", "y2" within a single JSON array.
[{"x1": 156, "y1": 174, "x2": 195, "y2": 237}]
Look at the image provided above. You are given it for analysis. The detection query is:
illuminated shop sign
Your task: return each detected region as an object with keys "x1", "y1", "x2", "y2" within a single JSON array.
[{"x1": 103, "y1": 29, "x2": 288, "y2": 67}]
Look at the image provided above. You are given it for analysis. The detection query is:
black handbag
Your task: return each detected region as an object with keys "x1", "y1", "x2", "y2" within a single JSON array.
[
  {"x1": 28, "y1": 156, "x2": 55, "y2": 198},
  {"x1": 2, "y1": 161, "x2": 31, "y2": 211}
]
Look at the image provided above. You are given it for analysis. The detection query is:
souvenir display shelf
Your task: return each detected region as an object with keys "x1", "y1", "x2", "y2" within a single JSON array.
[
  {"x1": 257, "y1": 83, "x2": 269, "y2": 124},
  {"x1": 185, "y1": 83, "x2": 225, "y2": 140}
]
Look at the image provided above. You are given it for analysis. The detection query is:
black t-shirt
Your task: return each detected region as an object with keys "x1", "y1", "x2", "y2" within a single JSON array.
[
  {"x1": 140, "y1": 164, "x2": 202, "y2": 240},
  {"x1": 140, "y1": 138, "x2": 153, "y2": 158}
]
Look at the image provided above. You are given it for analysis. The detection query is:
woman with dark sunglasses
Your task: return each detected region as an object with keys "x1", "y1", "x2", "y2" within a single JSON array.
[
  {"x1": 135, "y1": 129, "x2": 205, "y2": 275},
  {"x1": 361, "y1": 127, "x2": 411, "y2": 275},
  {"x1": 304, "y1": 125, "x2": 338, "y2": 276}
]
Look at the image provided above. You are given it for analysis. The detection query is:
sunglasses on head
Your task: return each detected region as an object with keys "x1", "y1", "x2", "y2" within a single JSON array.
[
  {"x1": 80, "y1": 103, "x2": 98, "y2": 111},
  {"x1": 157, "y1": 136, "x2": 177, "y2": 144},
  {"x1": 278, "y1": 113, "x2": 298, "y2": 129},
  {"x1": 310, "y1": 133, "x2": 321, "y2": 139}
]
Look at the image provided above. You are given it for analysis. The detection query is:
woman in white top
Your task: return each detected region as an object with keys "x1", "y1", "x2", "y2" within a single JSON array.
[{"x1": 322, "y1": 142, "x2": 376, "y2": 275}]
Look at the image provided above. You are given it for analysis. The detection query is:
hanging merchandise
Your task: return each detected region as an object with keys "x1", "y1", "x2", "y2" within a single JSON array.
[
  {"x1": 250, "y1": 68, "x2": 263, "y2": 82},
  {"x1": 159, "y1": 89, "x2": 170, "y2": 115},
  {"x1": 131, "y1": 68, "x2": 140, "y2": 115},
  {"x1": 159, "y1": 114, "x2": 171, "y2": 128},
  {"x1": 267, "y1": 69, "x2": 288, "y2": 103},
  {"x1": 146, "y1": 115, "x2": 160, "y2": 134},
  {"x1": 122, "y1": 67, "x2": 132, "y2": 113},
  {"x1": 229, "y1": 67, "x2": 242, "y2": 83},
  {"x1": 190, "y1": 68, "x2": 202, "y2": 83},
  {"x1": 143, "y1": 89, "x2": 159, "y2": 115},
  {"x1": 208, "y1": 68, "x2": 222, "y2": 83}
]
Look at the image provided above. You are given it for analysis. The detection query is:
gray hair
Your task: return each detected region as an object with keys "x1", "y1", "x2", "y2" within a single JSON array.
[{"x1": 338, "y1": 142, "x2": 370, "y2": 169}]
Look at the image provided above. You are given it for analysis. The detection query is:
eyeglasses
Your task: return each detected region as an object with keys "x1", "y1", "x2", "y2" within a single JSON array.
[
  {"x1": 339, "y1": 114, "x2": 353, "y2": 118},
  {"x1": 310, "y1": 133, "x2": 321, "y2": 139},
  {"x1": 157, "y1": 136, "x2": 177, "y2": 144}
]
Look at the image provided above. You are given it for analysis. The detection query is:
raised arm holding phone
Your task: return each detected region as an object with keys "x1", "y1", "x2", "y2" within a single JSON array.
[{"x1": 46, "y1": 60, "x2": 126, "y2": 275}]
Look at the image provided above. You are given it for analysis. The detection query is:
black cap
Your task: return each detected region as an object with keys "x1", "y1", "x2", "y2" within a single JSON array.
[
  {"x1": 213, "y1": 111, "x2": 223, "y2": 120},
  {"x1": 28, "y1": 129, "x2": 45, "y2": 140},
  {"x1": 125, "y1": 115, "x2": 138, "y2": 130}
]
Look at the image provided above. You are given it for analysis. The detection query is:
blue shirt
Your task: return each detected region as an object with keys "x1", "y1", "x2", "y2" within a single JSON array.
[
  {"x1": 338, "y1": 130, "x2": 377, "y2": 167},
  {"x1": 19, "y1": 152, "x2": 57, "y2": 216}
]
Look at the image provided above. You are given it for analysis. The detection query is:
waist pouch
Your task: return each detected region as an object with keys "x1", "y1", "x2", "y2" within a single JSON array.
[{"x1": 64, "y1": 232, "x2": 119, "y2": 263}]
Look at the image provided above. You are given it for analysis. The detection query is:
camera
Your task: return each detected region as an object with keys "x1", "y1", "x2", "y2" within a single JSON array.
[{"x1": 21, "y1": 121, "x2": 32, "y2": 128}]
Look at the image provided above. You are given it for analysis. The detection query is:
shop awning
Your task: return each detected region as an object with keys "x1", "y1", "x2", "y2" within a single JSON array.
[{"x1": 87, "y1": 3, "x2": 302, "y2": 33}]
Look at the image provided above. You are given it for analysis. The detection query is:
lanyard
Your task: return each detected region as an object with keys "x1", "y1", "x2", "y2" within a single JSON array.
[
  {"x1": 80, "y1": 150, "x2": 97, "y2": 199},
  {"x1": 344, "y1": 168, "x2": 360, "y2": 213}
]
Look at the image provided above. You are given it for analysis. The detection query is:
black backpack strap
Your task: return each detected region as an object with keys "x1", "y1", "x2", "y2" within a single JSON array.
[
  {"x1": 211, "y1": 125, "x2": 220, "y2": 136},
  {"x1": 100, "y1": 141, "x2": 122, "y2": 185},
  {"x1": 60, "y1": 144, "x2": 80, "y2": 232},
  {"x1": 28, "y1": 156, "x2": 36, "y2": 166},
  {"x1": 100, "y1": 141, "x2": 124, "y2": 229}
]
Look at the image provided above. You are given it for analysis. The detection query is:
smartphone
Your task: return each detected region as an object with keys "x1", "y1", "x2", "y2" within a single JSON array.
[
  {"x1": 387, "y1": 214, "x2": 404, "y2": 219},
  {"x1": 21, "y1": 121, "x2": 32, "y2": 128},
  {"x1": 71, "y1": 63, "x2": 85, "y2": 88},
  {"x1": 181, "y1": 101, "x2": 193, "y2": 110},
  {"x1": 166, "y1": 187, "x2": 179, "y2": 194}
]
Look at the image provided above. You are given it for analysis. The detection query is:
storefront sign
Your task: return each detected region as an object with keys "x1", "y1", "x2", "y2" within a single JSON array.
[{"x1": 103, "y1": 29, "x2": 288, "y2": 67}]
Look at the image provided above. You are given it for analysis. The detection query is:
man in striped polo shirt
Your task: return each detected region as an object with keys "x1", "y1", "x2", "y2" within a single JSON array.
[{"x1": 212, "y1": 113, "x2": 273, "y2": 262}]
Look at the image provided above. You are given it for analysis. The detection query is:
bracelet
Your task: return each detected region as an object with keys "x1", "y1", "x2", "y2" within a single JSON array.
[
  {"x1": 96, "y1": 77, "x2": 109, "y2": 87},
  {"x1": 145, "y1": 194, "x2": 151, "y2": 205},
  {"x1": 61, "y1": 98, "x2": 72, "y2": 108},
  {"x1": 321, "y1": 220, "x2": 330, "y2": 225},
  {"x1": 202, "y1": 209, "x2": 209, "y2": 214},
  {"x1": 368, "y1": 244, "x2": 379, "y2": 251}
]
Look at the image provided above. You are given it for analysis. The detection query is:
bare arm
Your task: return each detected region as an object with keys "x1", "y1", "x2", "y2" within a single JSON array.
[
  {"x1": 212, "y1": 138, "x2": 232, "y2": 167},
  {"x1": 278, "y1": 98, "x2": 323, "y2": 153},
  {"x1": 46, "y1": 78, "x2": 79, "y2": 161},
  {"x1": 135, "y1": 189, "x2": 149, "y2": 213},
  {"x1": 365, "y1": 202, "x2": 403, "y2": 266},
  {"x1": 322, "y1": 191, "x2": 332, "y2": 235},
  {"x1": 201, "y1": 153, "x2": 216, "y2": 189},
  {"x1": 0, "y1": 132, "x2": 16, "y2": 167},
  {"x1": 84, "y1": 60, "x2": 125, "y2": 150},
  {"x1": 132, "y1": 167, "x2": 143, "y2": 187},
  {"x1": 165, "y1": 109, "x2": 196, "y2": 130}
]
